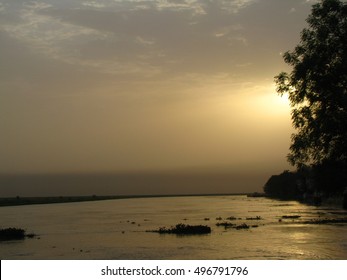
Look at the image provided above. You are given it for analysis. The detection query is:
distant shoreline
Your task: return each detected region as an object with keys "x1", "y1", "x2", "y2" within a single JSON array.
[{"x1": 0, "y1": 193, "x2": 249, "y2": 207}]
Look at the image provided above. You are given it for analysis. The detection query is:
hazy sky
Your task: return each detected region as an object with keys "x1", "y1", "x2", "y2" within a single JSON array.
[{"x1": 0, "y1": 0, "x2": 319, "y2": 194}]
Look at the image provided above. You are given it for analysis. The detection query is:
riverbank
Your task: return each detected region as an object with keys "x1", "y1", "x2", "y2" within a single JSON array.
[
  {"x1": 0, "y1": 193, "x2": 246, "y2": 207},
  {"x1": 0, "y1": 195, "x2": 123, "y2": 207},
  {"x1": 320, "y1": 195, "x2": 345, "y2": 209}
]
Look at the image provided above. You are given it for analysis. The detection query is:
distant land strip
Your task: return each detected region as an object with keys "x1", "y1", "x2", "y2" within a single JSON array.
[{"x1": 0, "y1": 193, "x2": 250, "y2": 207}]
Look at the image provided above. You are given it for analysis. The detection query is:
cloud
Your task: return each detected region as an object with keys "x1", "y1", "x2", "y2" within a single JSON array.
[
  {"x1": 0, "y1": 0, "x2": 313, "y2": 89},
  {"x1": 1, "y1": 1, "x2": 166, "y2": 76},
  {"x1": 152, "y1": 0, "x2": 207, "y2": 15},
  {"x1": 218, "y1": 0, "x2": 257, "y2": 14},
  {"x1": 82, "y1": 1, "x2": 107, "y2": 9},
  {"x1": 235, "y1": 62, "x2": 252, "y2": 68},
  {"x1": 135, "y1": 36, "x2": 156, "y2": 46},
  {"x1": 0, "y1": 0, "x2": 263, "y2": 79},
  {"x1": 2, "y1": 3, "x2": 106, "y2": 57}
]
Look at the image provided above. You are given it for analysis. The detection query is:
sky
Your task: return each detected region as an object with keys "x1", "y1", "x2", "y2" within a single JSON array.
[{"x1": 0, "y1": 0, "x2": 318, "y2": 195}]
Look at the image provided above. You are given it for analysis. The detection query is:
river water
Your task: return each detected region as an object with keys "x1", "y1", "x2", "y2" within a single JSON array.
[{"x1": 1, "y1": 195, "x2": 346, "y2": 259}]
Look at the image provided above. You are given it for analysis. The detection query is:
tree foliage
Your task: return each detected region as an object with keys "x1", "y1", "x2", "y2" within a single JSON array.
[
  {"x1": 275, "y1": 0, "x2": 347, "y2": 168},
  {"x1": 263, "y1": 171, "x2": 300, "y2": 199}
]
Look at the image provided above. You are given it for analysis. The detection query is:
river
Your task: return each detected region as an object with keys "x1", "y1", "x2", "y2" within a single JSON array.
[{"x1": 1, "y1": 195, "x2": 346, "y2": 259}]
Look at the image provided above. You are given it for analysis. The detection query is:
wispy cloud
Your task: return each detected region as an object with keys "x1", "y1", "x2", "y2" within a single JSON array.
[
  {"x1": 152, "y1": 0, "x2": 207, "y2": 15},
  {"x1": 1, "y1": 1, "x2": 164, "y2": 76},
  {"x1": 77, "y1": 0, "x2": 257, "y2": 15},
  {"x1": 82, "y1": 1, "x2": 107, "y2": 9},
  {"x1": 0, "y1": 0, "x2": 311, "y2": 82},
  {"x1": 218, "y1": 0, "x2": 257, "y2": 14},
  {"x1": 2, "y1": 2, "x2": 106, "y2": 55},
  {"x1": 0, "y1": 3, "x2": 5, "y2": 12}
]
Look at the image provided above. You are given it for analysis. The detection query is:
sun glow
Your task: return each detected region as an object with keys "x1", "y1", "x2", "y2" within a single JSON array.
[
  {"x1": 270, "y1": 93, "x2": 290, "y2": 111},
  {"x1": 254, "y1": 85, "x2": 291, "y2": 116}
]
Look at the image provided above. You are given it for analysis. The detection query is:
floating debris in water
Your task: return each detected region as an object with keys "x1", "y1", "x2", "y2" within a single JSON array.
[
  {"x1": 302, "y1": 218, "x2": 347, "y2": 225},
  {"x1": 150, "y1": 224, "x2": 211, "y2": 235},
  {"x1": 329, "y1": 211, "x2": 347, "y2": 215},
  {"x1": 226, "y1": 216, "x2": 237, "y2": 220},
  {"x1": 0, "y1": 228, "x2": 25, "y2": 240},
  {"x1": 0, "y1": 228, "x2": 37, "y2": 241},
  {"x1": 216, "y1": 217, "x2": 222, "y2": 220},
  {"x1": 215, "y1": 222, "x2": 260, "y2": 230},
  {"x1": 26, "y1": 233, "x2": 36, "y2": 238},
  {"x1": 216, "y1": 222, "x2": 235, "y2": 228},
  {"x1": 282, "y1": 215, "x2": 301, "y2": 219},
  {"x1": 246, "y1": 216, "x2": 262, "y2": 220},
  {"x1": 235, "y1": 223, "x2": 250, "y2": 230}
]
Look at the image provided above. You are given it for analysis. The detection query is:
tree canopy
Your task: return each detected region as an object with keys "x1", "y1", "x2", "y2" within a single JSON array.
[
  {"x1": 263, "y1": 171, "x2": 300, "y2": 199},
  {"x1": 275, "y1": 0, "x2": 347, "y2": 168}
]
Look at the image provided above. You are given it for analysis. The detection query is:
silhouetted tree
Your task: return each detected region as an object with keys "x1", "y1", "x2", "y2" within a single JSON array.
[
  {"x1": 275, "y1": 0, "x2": 347, "y2": 168},
  {"x1": 311, "y1": 159, "x2": 347, "y2": 195},
  {"x1": 263, "y1": 171, "x2": 300, "y2": 199}
]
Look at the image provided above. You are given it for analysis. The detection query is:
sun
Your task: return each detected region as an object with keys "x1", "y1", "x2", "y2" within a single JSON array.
[
  {"x1": 276, "y1": 93, "x2": 290, "y2": 106},
  {"x1": 253, "y1": 84, "x2": 291, "y2": 117}
]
